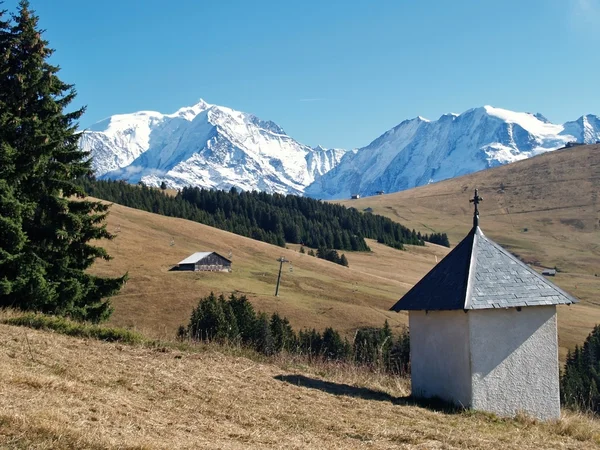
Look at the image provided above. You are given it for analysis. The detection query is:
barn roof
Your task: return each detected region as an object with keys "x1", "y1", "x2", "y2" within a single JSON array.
[
  {"x1": 390, "y1": 226, "x2": 578, "y2": 312},
  {"x1": 178, "y1": 252, "x2": 231, "y2": 265}
]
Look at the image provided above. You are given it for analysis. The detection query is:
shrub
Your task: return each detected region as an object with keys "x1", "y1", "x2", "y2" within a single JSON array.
[{"x1": 179, "y1": 293, "x2": 411, "y2": 373}]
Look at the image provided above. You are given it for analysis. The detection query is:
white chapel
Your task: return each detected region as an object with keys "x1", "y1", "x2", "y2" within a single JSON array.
[{"x1": 390, "y1": 190, "x2": 577, "y2": 420}]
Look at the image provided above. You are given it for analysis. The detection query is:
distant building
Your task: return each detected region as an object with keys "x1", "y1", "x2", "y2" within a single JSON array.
[
  {"x1": 542, "y1": 269, "x2": 556, "y2": 276},
  {"x1": 565, "y1": 141, "x2": 583, "y2": 148},
  {"x1": 351, "y1": 194, "x2": 360, "y2": 199},
  {"x1": 178, "y1": 252, "x2": 232, "y2": 272},
  {"x1": 390, "y1": 190, "x2": 577, "y2": 421},
  {"x1": 375, "y1": 190, "x2": 385, "y2": 195}
]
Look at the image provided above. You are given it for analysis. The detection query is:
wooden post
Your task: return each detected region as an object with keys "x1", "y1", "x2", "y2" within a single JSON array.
[{"x1": 275, "y1": 256, "x2": 289, "y2": 296}]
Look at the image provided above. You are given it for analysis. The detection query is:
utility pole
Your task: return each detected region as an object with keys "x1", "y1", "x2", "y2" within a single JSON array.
[{"x1": 275, "y1": 256, "x2": 290, "y2": 296}]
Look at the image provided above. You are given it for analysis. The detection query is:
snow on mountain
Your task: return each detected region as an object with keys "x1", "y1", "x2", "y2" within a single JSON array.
[
  {"x1": 82, "y1": 100, "x2": 347, "y2": 194},
  {"x1": 305, "y1": 106, "x2": 600, "y2": 200}
]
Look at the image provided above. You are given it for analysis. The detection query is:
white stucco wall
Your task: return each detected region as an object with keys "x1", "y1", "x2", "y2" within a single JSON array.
[
  {"x1": 469, "y1": 306, "x2": 560, "y2": 421},
  {"x1": 409, "y1": 310, "x2": 472, "y2": 407}
]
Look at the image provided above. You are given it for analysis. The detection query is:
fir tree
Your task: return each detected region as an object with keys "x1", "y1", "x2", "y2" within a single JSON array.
[
  {"x1": 321, "y1": 327, "x2": 350, "y2": 360},
  {"x1": 254, "y1": 312, "x2": 274, "y2": 355},
  {"x1": 229, "y1": 293, "x2": 257, "y2": 345},
  {"x1": 561, "y1": 325, "x2": 600, "y2": 413},
  {"x1": 340, "y1": 254, "x2": 349, "y2": 267},
  {"x1": 0, "y1": 1, "x2": 125, "y2": 321}
]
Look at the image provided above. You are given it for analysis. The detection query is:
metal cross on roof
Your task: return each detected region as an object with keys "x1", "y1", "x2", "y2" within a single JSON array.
[{"x1": 469, "y1": 189, "x2": 483, "y2": 227}]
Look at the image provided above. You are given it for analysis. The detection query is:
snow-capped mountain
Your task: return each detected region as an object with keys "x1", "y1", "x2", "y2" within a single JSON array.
[
  {"x1": 305, "y1": 106, "x2": 600, "y2": 199},
  {"x1": 82, "y1": 100, "x2": 347, "y2": 194}
]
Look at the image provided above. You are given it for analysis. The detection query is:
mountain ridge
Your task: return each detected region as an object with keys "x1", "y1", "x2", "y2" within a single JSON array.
[
  {"x1": 81, "y1": 101, "x2": 599, "y2": 197},
  {"x1": 81, "y1": 99, "x2": 347, "y2": 195},
  {"x1": 306, "y1": 106, "x2": 600, "y2": 199}
]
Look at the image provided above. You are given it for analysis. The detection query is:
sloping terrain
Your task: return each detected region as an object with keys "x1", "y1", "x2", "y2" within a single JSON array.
[
  {"x1": 89, "y1": 200, "x2": 449, "y2": 340},
  {"x1": 338, "y1": 144, "x2": 600, "y2": 357},
  {"x1": 1, "y1": 323, "x2": 598, "y2": 449},
  {"x1": 82, "y1": 145, "x2": 598, "y2": 359}
]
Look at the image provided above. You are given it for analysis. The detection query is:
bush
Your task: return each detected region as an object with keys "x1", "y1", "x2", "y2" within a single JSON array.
[{"x1": 179, "y1": 293, "x2": 410, "y2": 373}]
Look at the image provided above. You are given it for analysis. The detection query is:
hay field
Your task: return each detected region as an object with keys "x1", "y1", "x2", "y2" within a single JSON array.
[
  {"x1": 91, "y1": 201, "x2": 449, "y2": 341},
  {"x1": 86, "y1": 144, "x2": 599, "y2": 358},
  {"x1": 1, "y1": 323, "x2": 599, "y2": 449}
]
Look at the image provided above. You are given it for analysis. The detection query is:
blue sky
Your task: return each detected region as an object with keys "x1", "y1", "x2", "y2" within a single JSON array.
[{"x1": 7, "y1": 0, "x2": 600, "y2": 149}]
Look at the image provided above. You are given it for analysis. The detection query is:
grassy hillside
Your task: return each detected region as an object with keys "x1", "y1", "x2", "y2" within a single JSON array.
[
  {"x1": 89, "y1": 200, "x2": 449, "y2": 341},
  {"x1": 1, "y1": 322, "x2": 598, "y2": 449},
  {"x1": 337, "y1": 144, "x2": 600, "y2": 357},
  {"x1": 85, "y1": 145, "x2": 599, "y2": 359}
]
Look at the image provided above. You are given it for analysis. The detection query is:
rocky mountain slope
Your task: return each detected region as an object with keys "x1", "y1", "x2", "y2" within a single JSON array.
[
  {"x1": 306, "y1": 107, "x2": 600, "y2": 199},
  {"x1": 82, "y1": 102, "x2": 599, "y2": 198},
  {"x1": 81, "y1": 100, "x2": 346, "y2": 194}
]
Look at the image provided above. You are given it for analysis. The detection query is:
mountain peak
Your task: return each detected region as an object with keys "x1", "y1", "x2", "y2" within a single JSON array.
[
  {"x1": 81, "y1": 99, "x2": 349, "y2": 194},
  {"x1": 170, "y1": 99, "x2": 211, "y2": 121},
  {"x1": 305, "y1": 105, "x2": 600, "y2": 200}
]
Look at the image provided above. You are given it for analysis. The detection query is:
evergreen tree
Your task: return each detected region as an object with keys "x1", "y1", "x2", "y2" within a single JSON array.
[
  {"x1": 229, "y1": 293, "x2": 257, "y2": 345},
  {"x1": 254, "y1": 312, "x2": 274, "y2": 356},
  {"x1": 321, "y1": 327, "x2": 350, "y2": 360},
  {"x1": 187, "y1": 292, "x2": 229, "y2": 341},
  {"x1": 0, "y1": 1, "x2": 125, "y2": 321},
  {"x1": 340, "y1": 254, "x2": 349, "y2": 267},
  {"x1": 219, "y1": 294, "x2": 239, "y2": 342},
  {"x1": 561, "y1": 325, "x2": 600, "y2": 413},
  {"x1": 160, "y1": 181, "x2": 167, "y2": 190}
]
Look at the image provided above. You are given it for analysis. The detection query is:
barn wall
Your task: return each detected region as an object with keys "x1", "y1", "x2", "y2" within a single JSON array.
[
  {"x1": 179, "y1": 253, "x2": 232, "y2": 272},
  {"x1": 469, "y1": 306, "x2": 560, "y2": 420},
  {"x1": 409, "y1": 310, "x2": 472, "y2": 407},
  {"x1": 197, "y1": 253, "x2": 231, "y2": 269}
]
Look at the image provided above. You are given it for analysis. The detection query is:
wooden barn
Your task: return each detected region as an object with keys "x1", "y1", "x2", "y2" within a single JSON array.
[{"x1": 178, "y1": 252, "x2": 232, "y2": 272}]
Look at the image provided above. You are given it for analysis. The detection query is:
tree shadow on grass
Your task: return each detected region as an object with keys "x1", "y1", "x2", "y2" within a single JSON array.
[{"x1": 274, "y1": 374, "x2": 464, "y2": 414}]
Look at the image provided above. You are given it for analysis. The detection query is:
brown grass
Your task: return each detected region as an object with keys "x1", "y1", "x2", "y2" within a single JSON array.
[
  {"x1": 1, "y1": 321, "x2": 600, "y2": 449},
  {"x1": 83, "y1": 144, "x2": 598, "y2": 363},
  {"x1": 337, "y1": 144, "x2": 600, "y2": 359},
  {"x1": 88, "y1": 198, "x2": 450, "y2": 342}
]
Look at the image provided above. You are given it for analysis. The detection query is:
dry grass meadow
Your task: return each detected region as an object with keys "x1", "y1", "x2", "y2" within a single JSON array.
[
  {"x1": 338, "y1": 144, "x2": 600, "y2": 359},
  {"x1": 1, "y1": 145, "x2": 600, "y2": 448},
  {"x1": 88, "y1": 197, "x2": 450, "y2": 341},
  {"x1": 86, "y1": 145, "x2": 599, "y2": 360},
  {"x1": 2, "y1": 320, "x2": 600, "y2": 449}
]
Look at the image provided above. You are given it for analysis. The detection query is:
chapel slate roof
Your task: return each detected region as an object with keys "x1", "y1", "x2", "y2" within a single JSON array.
[{"x1": 390, "y1": 226, "x2": 578, "y2": 311}]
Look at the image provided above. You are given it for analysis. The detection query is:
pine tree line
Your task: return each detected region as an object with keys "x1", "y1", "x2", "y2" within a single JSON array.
[
  {"x1": 79, "y1": 178, "x2": 450, "y2": 252},
  {"x1": 561, "y1": 324, "x2": 600, "y2": 413},
  {"x1": 179, "y1": 292, "x2": 411, "y2": 374},
  {"x1": 316, "y1": 247, "x2": 349, "y2": 267},
  {"x1": 0, "y1": 1, "x2": 125, "y2": 322}
]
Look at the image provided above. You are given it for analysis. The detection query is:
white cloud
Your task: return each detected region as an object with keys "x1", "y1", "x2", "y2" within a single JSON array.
[{"x1": 570, "y1": 0, "x2": 600, "y2": 31}]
